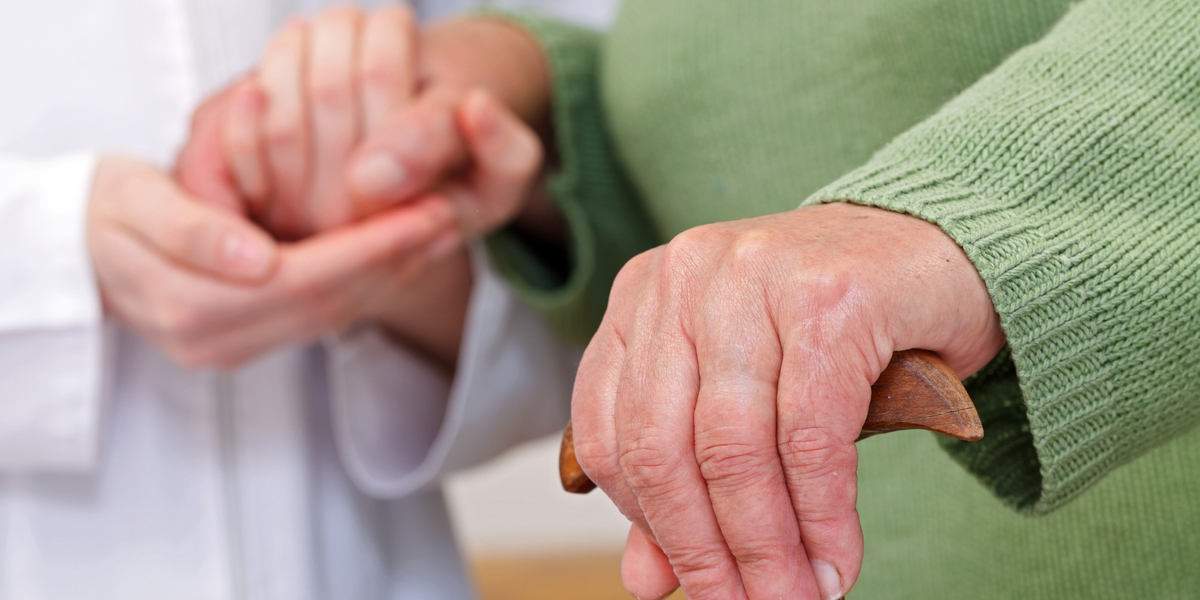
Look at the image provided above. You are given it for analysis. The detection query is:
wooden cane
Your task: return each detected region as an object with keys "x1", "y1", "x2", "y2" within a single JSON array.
[{"x1": 559, "y1": 349, "x2": 982, "y2": 494}]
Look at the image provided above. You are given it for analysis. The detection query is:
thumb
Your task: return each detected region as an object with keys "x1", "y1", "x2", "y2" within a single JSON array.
[
  {"x1": 445, "y1": 88, "x2": 544, "y2": 238},
  {"x1": 346, "y1": 87, "x2": 469, "y2": 217},
  {"x1": 95, "y1": 157, "x2": 278, "y2": 282},
  {"x1": 622, "y1": 525, "x2": 680, "y2": 600}
]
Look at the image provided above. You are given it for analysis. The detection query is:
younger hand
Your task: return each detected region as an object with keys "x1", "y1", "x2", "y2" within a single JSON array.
[
  {"x1": 177, "y1": 6, "x2": 545, "y2": 250},
  {"x1": 91, "y1": 155, "x2": 452, "y2": 368},
  {"x1": 172, "y1": 7, "x2": 547, "y2": 367}
]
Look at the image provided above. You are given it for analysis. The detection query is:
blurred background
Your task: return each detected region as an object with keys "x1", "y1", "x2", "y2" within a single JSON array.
[{"x1": 448, "y1": 435, "x2": 685, "y2": 600}]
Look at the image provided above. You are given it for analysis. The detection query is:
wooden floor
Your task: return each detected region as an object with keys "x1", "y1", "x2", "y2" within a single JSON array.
[{"x1": 472, "y1": 553, "x2": 688, "y2": 600}]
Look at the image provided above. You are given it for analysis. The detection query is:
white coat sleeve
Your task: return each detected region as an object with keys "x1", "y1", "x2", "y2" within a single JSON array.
[
  {"x1": 408, "y1": 0, "x2": 619, "y2": 29},
  {"x1": 324, "y1": 244, "x2": 580, "y2": 498},
  {"x1": 485, "y1": 0, "x2": 620, "y2": 29},
  {"x1": 0, "y1": 153, "x2": 106, "y2": 472}
]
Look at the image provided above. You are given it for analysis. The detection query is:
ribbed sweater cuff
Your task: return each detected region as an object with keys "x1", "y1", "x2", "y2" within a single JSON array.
[
  {"x1": 805, "y1": 0, "x2": 1200, "y2": 515},
  {"x1": 811, "y1": 158, "x2": 1070, "y2": 512},
  {"x1": 480, "y1": 11, "x2": 659, "y2": 345}
]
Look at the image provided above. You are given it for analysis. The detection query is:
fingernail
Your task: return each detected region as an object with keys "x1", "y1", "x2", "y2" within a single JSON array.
[
  {"x1": 221, "y1": 232, "x2": 271, "y2": 278},
  {"x1": 811, "y1": 560, "x2": 844, "y2": 600},
  {"x1": 351, "y1": 153, "x2": 407, "y2": 198}
]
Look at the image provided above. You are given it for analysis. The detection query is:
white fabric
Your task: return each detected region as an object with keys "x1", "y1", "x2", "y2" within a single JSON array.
[
  {"x1": 0, "y1": 0, "x2": 605, "y2": 598},
  {"x1": 0, "y1": 154, "x2": 103, "y2": 469},
  {"x1": 328, "y1": 246, "x2": 579, "y2": 497},
  {"x1": 482, "y1": 0, "x2": 616, "y2": 29}
]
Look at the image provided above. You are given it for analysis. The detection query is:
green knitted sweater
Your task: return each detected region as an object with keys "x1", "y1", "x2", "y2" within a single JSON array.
[{"x1": 486, "y1": 0, "x2": 1200, "y2": 596}]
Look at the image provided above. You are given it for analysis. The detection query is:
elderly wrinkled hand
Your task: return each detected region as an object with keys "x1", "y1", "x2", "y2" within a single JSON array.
[{"x1": 572, "y1": 203, "x2": 1006, "y2": 600}]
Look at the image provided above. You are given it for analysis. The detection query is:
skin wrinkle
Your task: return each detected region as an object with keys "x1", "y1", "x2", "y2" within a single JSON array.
[
  {"x1": 700, "y1": 227, "x2": 820, "y2": 597},
  {"x1": 554, "y1": 160, "x2": 1002, "y2": 598},
  {"x1": 446, "y1": 0, "x2": 1200, "y2": 590},
  {"x1": 696, "y1": 441, "x2": 783, "y2": 495},
  {"x1": 624, "y1": 263, "x2": 755, "y2": 599}
]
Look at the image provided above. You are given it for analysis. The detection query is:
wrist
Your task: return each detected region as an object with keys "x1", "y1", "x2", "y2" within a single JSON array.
[
  {"x1": 365, "y1": 249, "x2": 474, "y2": 370},
  {"x1": 420, "y1": 17, "x2": 551, "y2": 129},
  {"x1": 848, "y1": 204, "x2": 1003, "y2": 378}
]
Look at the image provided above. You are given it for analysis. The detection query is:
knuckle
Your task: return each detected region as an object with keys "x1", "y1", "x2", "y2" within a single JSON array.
[
  {"x1": 572, "y1": 437, "x2": 618, "y2": 482},
  {"x1": 694, "y1": 437, "x2": 776, "y2": 491},
  {"x1": 803, "y1": 509, "x2": 858, "y2": 541},
  {"x1": 663, "y1": 227, "x2": 711, "y2": 269},
  {"x1": 357, "y1": 60, "x2": 400, "y2": 91},
  {"x1": 607, "y1": 249, "x2": 663, "y2": 321},
  {"x1": 794, "y1": 267, "x2": 857, "y2": 316},
  {"x1": 724, "y1": 228, "x2": 776, "y2": 270},
  {"x1": 167, "y1": 212, "x2": 214, "y2": 257},
  {"x1": 660, "y1": 225, "x2": 727, "y2": 281},
  {"x1": 307, "y1": 72, "x2": 351, "y2": 111},
  {"x1": 611, "y1": 250, "x2": 654, "y2": 293},
  {"x1": 670, "y1": 544, "x2": 729, "y2": 573},
  {"x1": 264, "y1": 116, "x2": 303, "y2": 149},
  {"x1": 726, "y1": 540, "x2": 789, "y2": 573},
  {"x1": 524, "y1": 132, "x2": 546, "y2": 169},
  {"x1": 667, "y1": 546, "x2": 733, "y2": 595},
  {"x1": 658, "y1": 234, "x2": 709, "y2": 297},
  {"x1": 778, "y1": 425, "x2": 853, "y2": 480},
  {"x1": 152, "y1": 302, "x2": 205, "y2": 339},
  {"x1": 617, "y1": 437, "x2": 690, "y2": 498},
  {"x1": 614, "y1": 248, "x2": 662, "y2": 285}
]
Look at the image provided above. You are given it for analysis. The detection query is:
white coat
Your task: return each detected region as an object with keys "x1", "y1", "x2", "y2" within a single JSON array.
[{"x1": 0, "y1": 1, "x2": 614, "y2": 598}]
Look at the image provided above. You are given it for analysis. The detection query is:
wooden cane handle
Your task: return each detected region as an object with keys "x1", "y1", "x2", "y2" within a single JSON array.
[{"x1": 560, "y1": 349, "x2": 981, "y2": 494}]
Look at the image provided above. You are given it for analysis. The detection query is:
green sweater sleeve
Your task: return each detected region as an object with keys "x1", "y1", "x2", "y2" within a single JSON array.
[
  {"x1": 481, "y1": 12, "x2": 660, "y2": 346},
  {"x1": 806, "y1": 0, "x2": 1200, "y2": 514}
]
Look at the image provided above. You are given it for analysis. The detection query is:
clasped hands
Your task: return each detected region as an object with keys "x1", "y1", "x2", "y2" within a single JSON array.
[{"x1": 87, "y1": 7, "x2": 545, "y2": 369}]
